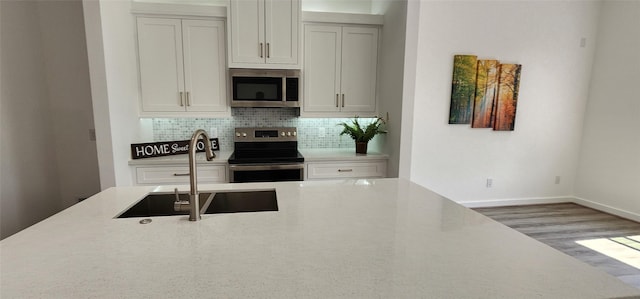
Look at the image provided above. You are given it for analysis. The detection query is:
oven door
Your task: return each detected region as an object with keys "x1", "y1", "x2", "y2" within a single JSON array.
[{"x1": 229, "y1": 163, "x2": 304, "y2": 183}]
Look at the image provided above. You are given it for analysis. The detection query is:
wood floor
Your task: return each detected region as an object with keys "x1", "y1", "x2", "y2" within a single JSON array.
[{"x1": 474, "y1": 203, "x2": 640, "y2": 289}]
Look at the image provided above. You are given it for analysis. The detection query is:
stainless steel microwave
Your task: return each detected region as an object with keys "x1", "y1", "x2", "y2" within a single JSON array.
[{"x1": 229, "y1": 68, "x2": 300, "y2": 108}]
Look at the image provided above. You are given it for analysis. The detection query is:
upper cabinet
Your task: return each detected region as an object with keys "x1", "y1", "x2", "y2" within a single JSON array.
[
  {"x1": 228, "y1": 0, "x2": 300, "y2": 68},
  {"x1": 302, "y1": 24, "x2": 379, "y2": 116},
  {"x1": 136, "y1": 17, "x2": 228, "y2": 117}
]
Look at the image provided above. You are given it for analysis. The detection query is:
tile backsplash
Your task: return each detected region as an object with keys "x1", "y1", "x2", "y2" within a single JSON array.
[{"x1": 152, "y1": 108, "x2": 380, "y2": 150}]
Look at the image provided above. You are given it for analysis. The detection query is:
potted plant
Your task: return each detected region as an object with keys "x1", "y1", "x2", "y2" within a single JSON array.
[{"x1": 338, "y1": 116, "x2": 387, "y2": 154}]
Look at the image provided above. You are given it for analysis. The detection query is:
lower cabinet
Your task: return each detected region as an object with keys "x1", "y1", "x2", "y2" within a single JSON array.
[
  {"x1": 134, "y1": 165, "x2": 227, "y2": 185},
  {"x1": 133, "y1": 160, "x2": 385, "y2": 184},
  {"x1": 305, "y1": 160, "x2": 387, "y2": 180}
]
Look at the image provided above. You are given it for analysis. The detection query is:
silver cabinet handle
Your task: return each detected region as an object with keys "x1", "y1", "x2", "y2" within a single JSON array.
[
  {"x1": 338, "y1": 169, "x2": 353, "y2": 172},
  {"x1": 179, "y1": 91, "x2": 184, "y2": 106},
  {"x1": 266, "y1": 43, "x2": 270, "y2": 58},
  {"x1": 342, "y1": 94, "x2": 345, "y2": 107},
  {"x1": 260, "y1": 42, "x2": 264, "y2": 58},
  {"x1": 336, "y1": 94, "x2": 339, "y2": 107},
  {"x1": 186, "y1": 91, "x2": 190, "y2": 106},
  {"x1": 173, "y1": 173, "x2": 189, "y2": 176}
]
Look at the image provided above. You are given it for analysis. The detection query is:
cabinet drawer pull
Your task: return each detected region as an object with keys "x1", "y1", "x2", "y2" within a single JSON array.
[
  {"x1": 342, "y1": 94, "x2": 345, "y2": 107},
  {"x1": 179, "y1": 91, "x2": 184, "y2": 106},
  {"x1": 186, "y1": 91, "x2": 190, "y2": 106},
  {"x1": 336, "y1": 94, "x2": 339, "y2": 107},
  {"x1": 338, "y1": 169, "x2": 353, "y2": 173},
  {"x1": 260, "y1": 42, "x2": 264, "y2": 58},
  {"x1": 266, "y1": 43, "x2": 270, "y2": 58},
  {"x1": 173, "y1": 173, "x2": 189, "y2": 176}
]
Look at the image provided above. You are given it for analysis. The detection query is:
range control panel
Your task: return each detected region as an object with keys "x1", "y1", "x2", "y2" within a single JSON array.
[{"x1": 234, "y1": 127, "x2": 298, "y2": 142}]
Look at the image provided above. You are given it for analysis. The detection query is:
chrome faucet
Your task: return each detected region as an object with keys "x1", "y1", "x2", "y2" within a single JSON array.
[{"x1": 178, "y1": 129, "x2": 216, "y2": 221}]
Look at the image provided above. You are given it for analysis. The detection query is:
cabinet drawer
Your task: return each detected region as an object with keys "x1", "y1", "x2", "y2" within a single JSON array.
[
  {"x1": 306, "y1": 161, "x2": 387, "y2": 180},
  {"x1": 135, "y1": 165, "x2": 227, "y2": 185}
]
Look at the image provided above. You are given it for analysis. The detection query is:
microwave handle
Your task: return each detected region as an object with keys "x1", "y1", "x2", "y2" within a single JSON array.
[{"x1": 282, "y1": 77, "x2": 286, "y2": 102}]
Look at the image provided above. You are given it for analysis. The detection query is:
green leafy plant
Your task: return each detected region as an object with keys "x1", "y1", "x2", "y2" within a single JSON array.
[{"x1": 338, "y1": 116, "x2": 387, "y2": 143}]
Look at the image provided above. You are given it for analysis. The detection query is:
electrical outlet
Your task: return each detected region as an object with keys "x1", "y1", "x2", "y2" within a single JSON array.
[
  {"x1": 486, "y1": 178, "x2": 493, "y2": 188},
  {"x1": 319, "y1": 127, "x2": 326, "y2": 138},
  {"x1": 555, "y1": 176, "x2": 561, "y2": 184}
]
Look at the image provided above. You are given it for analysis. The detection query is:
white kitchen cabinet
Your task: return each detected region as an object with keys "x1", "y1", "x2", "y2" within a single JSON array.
[
  {"x1": 228, "y1": 0, "x2": 299, "y2": 68},
  {"x1": 135, "y1": 165, "x2": 227, "y2": 185},
  {"x1": 136, "y1": 17, "x2": 228, "y2": 117},
  {"x1": 303, "y1": 24, "x2": 378, "y2": 116},
  {"x1": 305, "y1": 160, "x2": 387, "y2": 180}
]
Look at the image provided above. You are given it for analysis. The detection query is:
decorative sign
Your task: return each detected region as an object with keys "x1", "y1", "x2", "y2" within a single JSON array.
[{"x1": 131, "y1": 138, "x2": 219, "y2": 159}]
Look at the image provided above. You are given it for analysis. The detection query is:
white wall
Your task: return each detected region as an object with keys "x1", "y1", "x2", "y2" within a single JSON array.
[
  {"x1": 0, "y1": 0, "x2": 3, "y2": 239},
  {"x1": 1, "y1": 0, "x2": 61, "y2": 238},
  {"x1": 1, "y1": 0, "x2": 100, "y2": 239},
  {"x1": 371, "y1": 0, "x2": 406, "y2": 177},
  {"x1": 397, "y1": 0, "x2": 419, "y2": 180},
  {"x1": 37, "y1": 0, "x2": 101, "y2": 208},
  {"x1": 402, "y1": 1, "x2": 601, "y2": 203},
  {"x1": 575, "y1": 1, "x2": 640, "y2": 216},
  {"x1": 84, "y1": 0, "x2": 146, "y2": 188}
]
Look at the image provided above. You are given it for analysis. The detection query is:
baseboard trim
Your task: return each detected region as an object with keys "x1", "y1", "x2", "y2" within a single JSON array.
[
  {"x1": 459, "y1": 196, "x2": 572, "y2": 208},
  {"x1": 572, "y1": 196, "x2": 640, "y2": 223}
]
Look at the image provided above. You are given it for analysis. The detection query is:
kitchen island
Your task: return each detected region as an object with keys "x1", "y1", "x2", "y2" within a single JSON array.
[{"x1": 1, "y1": 178, "x2": 639, "y2": 298}]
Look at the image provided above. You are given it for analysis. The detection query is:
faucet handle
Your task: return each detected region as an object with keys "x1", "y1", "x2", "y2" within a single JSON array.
[
  {"x1": 173, "y1": 188, "x2": 190, "y2": 212},
  {"x1": 174, "y1": 188, "x2": 180, "y2": 202}
]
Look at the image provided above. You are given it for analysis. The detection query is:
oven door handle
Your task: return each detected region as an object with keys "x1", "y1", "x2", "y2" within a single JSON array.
[{"x1": 228, "y1": 164, "x2": 303, "y2": 171}]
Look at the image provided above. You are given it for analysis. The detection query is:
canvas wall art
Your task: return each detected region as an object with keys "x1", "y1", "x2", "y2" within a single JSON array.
[
  {"x1": 472, "y1": 60, "x2": 500, "y2": 128},
  {"x1": 448, "y1": 54, "x2": 522, "y2": 131},
  {"x1": 448, "y1": 55, "x2": 477, "y2": 124},
  {"x1": 494, "y1": 64, "x2": 522, "y2": 131}
]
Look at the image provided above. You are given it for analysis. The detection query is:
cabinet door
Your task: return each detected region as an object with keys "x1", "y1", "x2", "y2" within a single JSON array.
[
  {"x1": 303, "y1": 25, "x2": 341, "y2": 112},
  {"x1": 229, "y1": 0, "x2": 265, "y2": 65},
  {"x1": 137, "y1": 17, "x2": 185, "y2": 112},
  {"x1": 264, "y1": 0, "x2": 298, "y2": 64},
  {"x1": 135, "y1": 165, "x2": 227, "y2": 185},
  {"x1": 306, "y1": 161, "x2": 387, "y2": 180},
  {"x1": 182, "y1": 20, "x2": 228, "y2": 112},
  {"x1": 340, "y1": 27, "x2": 378, "y2": 113}
]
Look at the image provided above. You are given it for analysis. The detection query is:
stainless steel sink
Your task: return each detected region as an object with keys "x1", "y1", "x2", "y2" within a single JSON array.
[
  {"x1": 203, "y1": 190, "x2": 278, "y2": 214},
  {"x1": 116, "y1": 189, "x2": 277, "y2": 218},
  {"x1": 116, "y1": 193, "x2": 214, "y2": 218}
]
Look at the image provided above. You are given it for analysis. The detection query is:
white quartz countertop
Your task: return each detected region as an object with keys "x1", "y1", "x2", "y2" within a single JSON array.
[
  {"x1": 299, "y1": 148, "x2": 388, "y2": 161},
  {"x1": 1, "y1": 179, "x2": 639, "y2": 298}
]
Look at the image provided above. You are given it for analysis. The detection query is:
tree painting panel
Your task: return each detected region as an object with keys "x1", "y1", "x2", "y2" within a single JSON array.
[
  {"x1": 449, "y1": 55, "x2": 477, "y2": 124},
  {"x1": 494, "y1": 64, "x2": 522, "y2": 131},
  {"x1": 472, "y1": 60, "x2": 500, "y2": 128}
]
